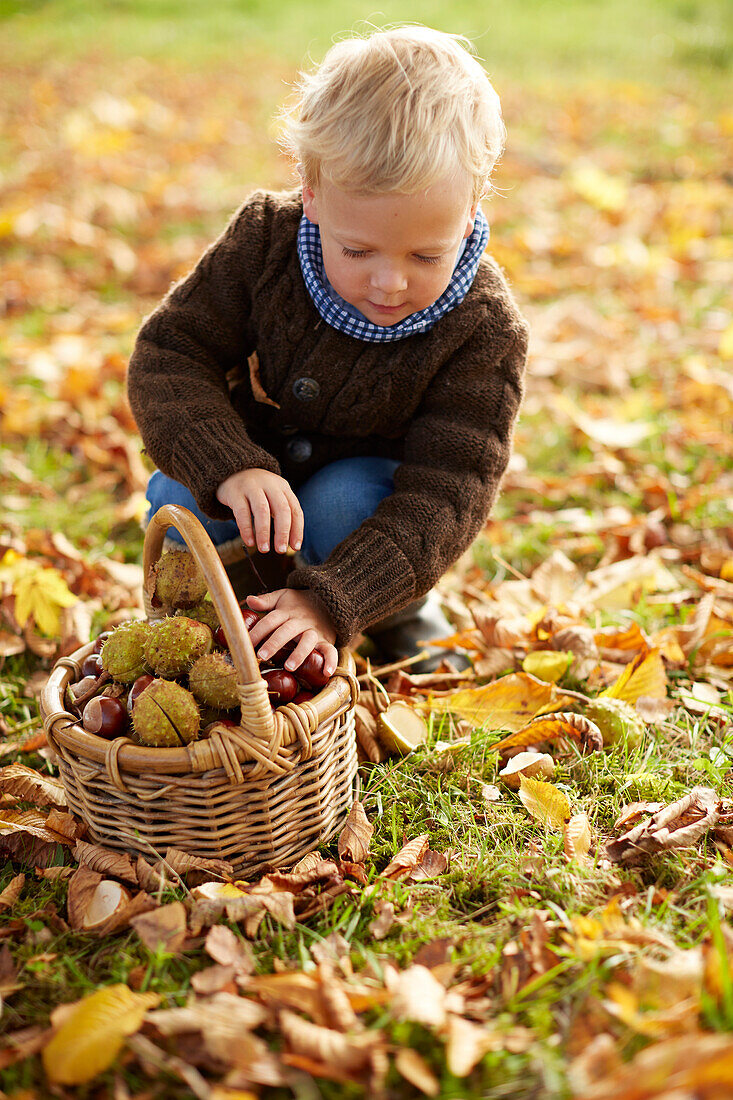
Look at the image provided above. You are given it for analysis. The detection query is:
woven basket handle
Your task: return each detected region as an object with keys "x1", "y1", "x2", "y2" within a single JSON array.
[{"x1": 142, "y1": 504, "x2": 275, "y2": 743}]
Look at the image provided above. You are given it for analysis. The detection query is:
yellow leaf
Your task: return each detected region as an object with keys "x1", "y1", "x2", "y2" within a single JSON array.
[
  {"x1": 568, "y1": 162, "x2": 628, "y2": 212},
  {"x1": 522, "y1": 650, "x2": 573, "y2": 683},
  {"x1": 43, "y1": 984, "x2": 160, "y2": 1084},
  {"x1": 518, "y1": 777, "x2": 570, "y2": 828},
  {"x1": 432, "y1": 673, "x2": 569, "y2": 731},
  {"x1": 602, "y1": 649, "x2": 667, "y2": 704},
  {"x1": 13, "y1": 566, "x2": 77, "y2": 637}
]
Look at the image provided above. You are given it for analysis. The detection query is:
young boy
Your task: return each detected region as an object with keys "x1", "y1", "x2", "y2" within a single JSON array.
[{"x1": 127, "y1": 26, "x2": 529, "y2": 679}]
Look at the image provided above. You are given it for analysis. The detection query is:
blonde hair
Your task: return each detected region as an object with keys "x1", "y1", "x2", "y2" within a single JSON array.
[{"x1": 280, "y1": 25, "x2": 506, "y2": 203}]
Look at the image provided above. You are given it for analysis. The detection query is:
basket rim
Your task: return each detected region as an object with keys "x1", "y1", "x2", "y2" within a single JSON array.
[{"x1": 40, "y1": 639, "x2": 356, "y2": 777}]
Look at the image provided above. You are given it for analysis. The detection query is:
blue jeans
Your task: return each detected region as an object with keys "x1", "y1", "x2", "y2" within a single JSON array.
[{"x1": 145, "y1": 457, "x2": 400, "y2": 566}]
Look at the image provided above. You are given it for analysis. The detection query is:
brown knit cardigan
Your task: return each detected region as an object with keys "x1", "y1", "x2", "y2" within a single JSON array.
[{"x1": 127, "y1": 190, "x2": 529, "y2": 646}]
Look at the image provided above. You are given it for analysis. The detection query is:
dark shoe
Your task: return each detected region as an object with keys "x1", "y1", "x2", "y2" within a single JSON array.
[{"x1": 368, "y1": 591, "x2": 472, "y2": 674}]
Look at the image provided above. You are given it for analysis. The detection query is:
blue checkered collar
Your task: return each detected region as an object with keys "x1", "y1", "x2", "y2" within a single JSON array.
[{"x1": 297, "y1": 207, "x2": 490, "y2": 342}]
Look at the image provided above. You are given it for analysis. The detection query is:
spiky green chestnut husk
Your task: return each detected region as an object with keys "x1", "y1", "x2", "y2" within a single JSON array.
[
  {"x1": 188, "y1": 652, "x2": 240, "y2": 709},
  {"x1": 132, "y1": 679, "x2": 199, "y2": 746},
  {"x1": 585, "y1": 697, "x2": 645, "y2": 747},
  {"x1": 100, "y1": 620, "x2": 152, "y2": 683},
  {"x1": 150, "y1": 549, "x2": 207, "y2": 610},
  {"x1": 176, "y1": 600, "x2": 219, "y2": 632},
  {"x1": 143, "y1": 616, "x2": 212, "y2": 678}
]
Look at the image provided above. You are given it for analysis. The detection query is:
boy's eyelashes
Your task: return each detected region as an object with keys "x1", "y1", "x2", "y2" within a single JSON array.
[{"x1": 340, "y1": 246, "x2": 442, "y2": 266}]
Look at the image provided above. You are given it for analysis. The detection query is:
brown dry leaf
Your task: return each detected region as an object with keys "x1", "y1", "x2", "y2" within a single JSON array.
[
  {"x1": 353, "y1": 703, "x2": 386, "y2": 763},
  {"x1": 432, "y1": 673, "x2": 571, "y2": 731},
  {"x1": 472, "y1": 607, "x2": 530, "y2": 648},
  {"x1": 369, "y1": 900, "x2": 396, "y2": 941},
  {"x1": 243, "y1": 970, "x2": 328, "y2": 1024},
  {"x1": 407, "y1": 848, "x2": 449, "y2": 882},
  {"x1": 518, "y1": 777, "x2": 571, "y2": 829},
  {"x1": 444, "y1": 1014, "x2": 503, "y2": 1077},
  {"x1": 390, "y1": 964, "x2": 448, "y2": 1027},
  {"x1": 190, "y1": 964, "x2": 238, "y2": 995},
  {"x1": 164, "y1": 847, "x2": 234, "y2": 882},
  {"x1": 147, "y1": 991, "x2": 267, "y2": 1053},
  {"x1": 606, "y1": 787, "x2": 720, "y2": 866},
  {"x1": 337, "y1": 799, "x2": 373, "y2": 863},
  {"x1": 205, "y1": 924, "x2": 254, "y2": 975},
  {"x1": 135, "y1": 856, "x2": 173, "y2": 893},
  {"x1": 0, "y1": 763, "x2": 67, "y2": 807},
  {"x1": 564, "y1": 813, "x2": 592, "y2": 862},
  {"x1": 0, "y1": 1025, "x2": 50, "y2": 1071},
  {"x1": 594, "y1": 622, "x2": 650, "y2": 659},
  {"x1": 279, "y1": 1007, "x2": 382, "y2": 1075},
  {"x1": 45, "y1": 809, "x2": 85, "y2": 841},
  {"x1": 317, "y1": 960, "x2": 360, "y2": 1032},
  {"x1": 66, "y1": 865, "x2": 103, "y2": 930},
  {"x1": 73, "y1": 840, "x2": 138, "y2": 884},
  {"x1": 382, "y1": 834, "x2": 430, "y2": 879},
  {"x1": 602, "y1": 648, "x2": 667, "y2": 705},
  {"x1": 0, "y1": 807, "x2": 75, "y2": 867},
  {"x1": 614, "y1": 802, "x2": 665, "y2": 830},
  {"x1": 42, "y1": 984, "x2": 160, "y2": 1085},
  {"x1": 0, "y1": 873, "x2": 25, "y2": 910},
  {"x1": 130, "y1": 901, "x2": 187, "y2": 954},
  {"x1": 530, "y1": 549, "x2": 581, "y2": 606},
  {"x1": 291, "y1": 850, "x2": 324, "y2": 874},
  {"x1": 394, "y1": 1047, "x2": 440, "y2": 1096}
]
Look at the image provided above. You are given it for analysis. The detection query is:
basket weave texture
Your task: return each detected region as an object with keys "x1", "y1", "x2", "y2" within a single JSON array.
[{"x1": 39, "y1": 505, "x2": 359, "y2": 875}]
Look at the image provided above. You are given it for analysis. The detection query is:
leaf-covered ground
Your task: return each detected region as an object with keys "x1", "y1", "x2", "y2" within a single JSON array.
[{"x1": 1, "y1": 3, "x2": 732, "y2": 1097}]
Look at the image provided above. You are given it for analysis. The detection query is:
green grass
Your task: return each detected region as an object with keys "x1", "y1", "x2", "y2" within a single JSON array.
[{"x1": 1, "y1": 0, "x2": 731, "y2": 89}]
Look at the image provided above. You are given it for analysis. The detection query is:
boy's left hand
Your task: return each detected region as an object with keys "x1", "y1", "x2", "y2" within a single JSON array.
[{"x1": 245, "y1": 589, "x2": 338, "y2": 677}]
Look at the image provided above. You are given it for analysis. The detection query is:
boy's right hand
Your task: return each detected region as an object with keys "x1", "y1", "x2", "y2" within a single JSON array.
[{"x1": 216, "y1": 468, "x2": 303, "y2": 555}]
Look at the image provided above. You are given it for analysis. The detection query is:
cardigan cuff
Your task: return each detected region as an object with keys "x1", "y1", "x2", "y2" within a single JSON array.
[
  {"x1": 287, "y1": 527, "x2": 417, "y2": 647},
  {"x1": 172, "y1": 420, "x2": 282, "y2": 520}
]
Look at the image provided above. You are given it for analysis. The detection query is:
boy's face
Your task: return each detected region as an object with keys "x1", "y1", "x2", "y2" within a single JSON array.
[{"x1": 302, "y1": 173, "x2": 478, "y2": 327}]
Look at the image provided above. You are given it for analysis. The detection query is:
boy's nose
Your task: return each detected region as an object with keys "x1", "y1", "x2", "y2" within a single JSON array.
[{"x1": 372, "y1": 263, "x2": 408, "y2": 296}]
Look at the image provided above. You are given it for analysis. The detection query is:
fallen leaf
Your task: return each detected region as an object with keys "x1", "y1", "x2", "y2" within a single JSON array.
[
  {"x1": 0, "y1": 764, "x2": 67, "y2": 807},
  {"x1": 337, "y1": 799, "x2": 373, "y2": 863},
  {"x1": 518, "y1": 777, "x2": 571, "y2": 829},
  {"x1": 606, "y1": 787, "x2": 720, "y2": 865},
  {"x1": 564, "y1": 813, "x2": 592, "y2": 862},
  {"x1": 0, "y1": 873, "x2": 25, "y2": 910},
  {"x1": 73, "y1": 840, "x2": 138, "y2": 884},
  {"x1": 491, "y1": 711, "x2": 602, "y2": 755},
  {"x1": 279, "y1": 1007, "x2": 382, "y2": 1075},
  {"x1": 602, "y1": 648, "x2": 667, "y2": 705},
  {"x1": 130, "y1": 901, "x2": 187, "y2": 953},
  {"x1": 394, "y1": 1047, "x2": 440, "y2": 1095},
  {"x1": 382, "y1": 835, "x2": 430, "y2": 879},
  {"x1": 522, "y1": 650, "x2": 574, "y2": 682},
  {"x1": 390, "y1": 964, "x2": 447, "y2": 1027},
  {"x1": 205, "y1": 924, "x2": 254, "y2": 975},
  {"x1": 42, "y1": 984, "x2": 160, "y2": 1084},
  {"x1": 444, "y1": 1014, "x2": 502, "y2": 1077},
  {"x1": 432, "y1": 673, "x2": 569, "y2": 730}
]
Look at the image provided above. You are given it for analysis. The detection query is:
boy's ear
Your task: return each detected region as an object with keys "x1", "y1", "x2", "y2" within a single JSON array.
[
  {"x1": 302, "y1": 183, "x2": 319, "y2": 224},
  {"x1": 464, "y1": 202, "x2": 479, "y2": 238}
]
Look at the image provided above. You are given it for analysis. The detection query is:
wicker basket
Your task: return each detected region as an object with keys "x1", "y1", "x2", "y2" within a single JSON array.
[{"x1": 39, "y1": 504, "x2": 359, "y2": 875}]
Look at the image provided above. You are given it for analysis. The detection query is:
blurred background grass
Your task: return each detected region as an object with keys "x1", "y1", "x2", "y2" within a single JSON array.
[{"x1": 2, "y1": 0, "x2": 731, "y2": 88}]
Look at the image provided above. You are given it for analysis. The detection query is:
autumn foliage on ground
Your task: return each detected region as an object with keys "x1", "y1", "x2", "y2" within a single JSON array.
[{"x1": 1, "y1": 19, "x2": 733, "y2": 1100}]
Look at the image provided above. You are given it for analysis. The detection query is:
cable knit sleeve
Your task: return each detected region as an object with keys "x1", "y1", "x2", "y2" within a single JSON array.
[
  {"x1": 127, "y1": 191, "x2": 282, "y2": 519},
  {"x1": 287, "y1": 296, "x2": 529, "y2": 645}
]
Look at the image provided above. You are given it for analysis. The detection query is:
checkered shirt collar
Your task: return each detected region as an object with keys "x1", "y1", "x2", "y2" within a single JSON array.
[{"x1": 297, "y1": 208, "x2": 490, "y2": 342}]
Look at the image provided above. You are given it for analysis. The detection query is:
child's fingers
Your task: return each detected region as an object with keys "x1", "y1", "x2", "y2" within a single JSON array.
[
  {"x1": 230, "y1": 500, "x2": 255, "y2": 549},
  {"x1": 255, "y1": 621, "x2": 300, "y2": 663},
  {"x1": 285, "y1": 489, "x2": 304, "y2": 551},
  {"x1": 247, "y1": 488, "x2": 272, "y2": 553},
  {"x1": 282, "y1": 629, "x2": 319, "y2": 670},
  {"x1": 316, "y1": 643, "x2": 339, "y2": 680},
  {"x1": 267, "y1": 491, "x2": 294, "y2": 555},
  {"x1": 247, "y1": 607, "x2": 288, "y2": 648},
  {"x1": 245, "y1": 590, "x2": 284, "y2": 610}
]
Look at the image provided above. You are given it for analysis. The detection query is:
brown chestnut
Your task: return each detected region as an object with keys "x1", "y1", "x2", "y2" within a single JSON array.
[
  {"x1": 296, "y1": 650, "x2": 329, "y2": 690},
  {"x1": 92, "y1": 631, "x2": 112, "y2": 654},
  {"x1": 81, "y1": 653, "x2": 104, "y2": 678},
  {"x1": 82, "y1": 696, "x2": 129, "y2": 739},
  {"x1": 262, "y1": 668, "x2": 298, "y2": 706},
  {"x1": 292, "y1": 689, "x2": 315, "y2": 705},
  {"x1": 127, "y1": 674, "x2": 155, "y2": 715}
]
